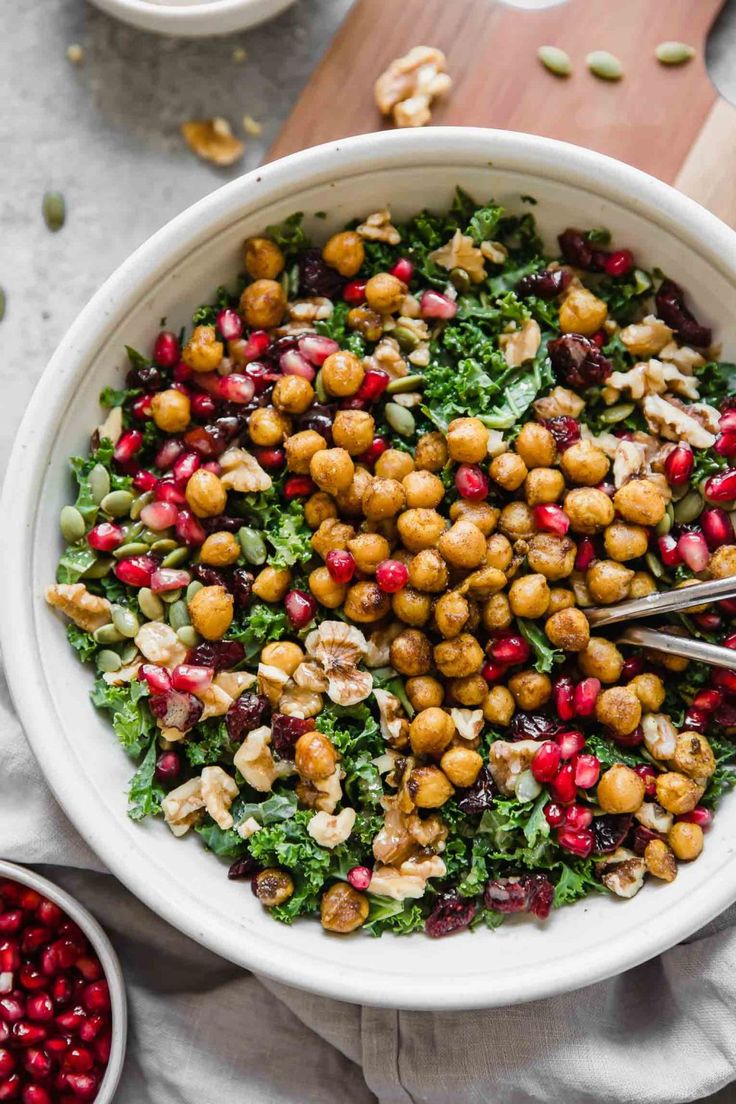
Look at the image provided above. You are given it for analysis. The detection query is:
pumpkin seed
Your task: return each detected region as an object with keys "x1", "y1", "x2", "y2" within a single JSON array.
[
  {"x1": 516, "y1": 769, "x2": 543, "y2": 803},
  {"x1": 393, "y1": 326, "x2": 420, "y2": 352},
  {"x1": 42, "y1": 190, "x2": 66, "y2": 232},
  {"x1": 386, "y1": 374, "x2": 425, "y2": 395},
  {"x1": 645, "y1": 550, "x2": 665, "y2": 579},
  {"x1": 673, "y1": 489, "x2": 704, "y2": 525},
  {"x1": 655, "y1": 508, "x2": 672, "y2": 537},
  {"x1": 655, "y1": 41, "x2": 695, "y2": 66},
  {"x1": 141, "y1": 529, "x2": 162, "y2": 545},
  {"x1": 186, "y1": 580, "x2": 203, "y2": 602},
  {"x1": 82, "y1": 557, "x2": 113, "y2": 579},
  {"x1": 93, "y1": 623, "x2": 125, "y2": 645},
  {"x1": 120, "y1": 642, "x2": 139, "y2": 665},
  {"x1": 100, "y1": 490, "x2": 134, "y2": 518},
  {"x1": 123, "y1": 521, "x2": 144, "y2": 542},
  {"x1": 160, "y1": 588, "x2": 182, "y2": 604},
  {"x1": 384, "y1": 402, "x2": 415, "y2": 437},
  {"x1": 161, "y1": 546, "x2": 190, "y2": 568},
  {"x1": 176, "y1": 625, "x2": 200, "y2": 648},
  {"x1": 150, "y1": 538, "x2": 178, "y2": 554},
  {"x1": 111, "y1": 604, "x2": 140, "y2": 638},
  {"x1": 130, "y1": 491, "x2": 154, "y2": 520},
  {"x1": 113, "y1": 541, "x2": 150, "y2": 559},
  {"x1": 138, "y1": 587, "x2": 165, "y2": 621},
  {"x1": 537, "y1": 45, "x2": 573, "y2": 77},
  {"x1": 0, "y1": 287, "x2": 6, "y2": 322},
  {"x1": 88, "y1": 464, "x2": 111, "y2": 504},
  {"x1": 586, "y1": 50, "x2": 623, "y2": 81},
  {"x1": 60, "y1": 505, "x2": 86, "y2": 543},
  {"x1": 314, "y1": 370, "x2": 328, "y2": 404},
  {"x1": 168, "y1": 600, "x2": 191, "y2": 630},
  {"x1": 449, "y1": 267, "x2": 472, "y2": 293},
  {"x1": 599, "y1": 402, "x2": 635, "y2": 424},
  {"x1": 96, "y1": 650, "x2": 122, "y2": 674},
  {"x1": 238, "y1": 526, "x2": 267, "y2": 565}
]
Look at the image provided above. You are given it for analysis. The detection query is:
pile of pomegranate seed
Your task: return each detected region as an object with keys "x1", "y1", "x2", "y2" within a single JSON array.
[{"x1": 0, "y1": 878, "x2": 113, "y2": 1102}]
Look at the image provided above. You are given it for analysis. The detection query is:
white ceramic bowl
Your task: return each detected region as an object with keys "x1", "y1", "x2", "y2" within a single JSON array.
[
  {"x1": 0, "y1": 861, "x2": 127, "y2": 1100},
  {"x1": 88, "y1": 0, "x2": 295, "y2": 37},
  {"x1": 4, "y1": 128, "x2": 736, "y2": 1011}
]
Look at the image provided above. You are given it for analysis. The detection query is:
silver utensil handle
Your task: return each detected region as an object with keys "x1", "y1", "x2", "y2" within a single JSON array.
[
  {"x1": 586, "y1": 575, "x2": 736, "y2": 627},
  {"x1": 618, "y1": 626, "x2": 736, "y2": 669}
]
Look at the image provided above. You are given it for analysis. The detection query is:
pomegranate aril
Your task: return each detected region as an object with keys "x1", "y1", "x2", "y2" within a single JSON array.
[
  {"x1": 131, "y1": 393, "x2": 154, "y2": 421},
  {"x1": 148, "y1": 690, "x2": 202, "y2": 732},
  {"x1": 25, "y1": 994, "x2": 53, "y2": 1025},
  {"x1": 63, "y1": 1045, "x2": 94, "y2": 1074},
  {"x1": 64, "y1": 1073, "x2": 98, "y2": 1101},
  {"x1": 172, "y1": 451, "x2": 201, "y2": 486},
  {"x1": 705, "y1": 469, "x2": 736, "y2": 504},
  {"x1": 482, "y1": 660, "x2": 507, "y2": 684},
  {"x1": 112, "y1": 430, "x2": 143, "y2": 465},
  {"x1": 54, "y1": 1007, "x2": 85, "y2": 1033},
  {"x1": 278, "y1": 349, "x2": 315, "y2": 381},
  {"x1": 11, "y1": 1022, "x2": 46, "y2": 1048},
  {"x1": 23, "y1": 1046, "x2": 52, "y2": 1080},
  {"x1": 191, "y1": 393, "x2": 217, "y2": 420},
  {"x1": 0, "y1": 919, "x2": 21, "y2": 940},
  {"x1": 216, "y1": 374, "x2": 256, "y2": 404},
  {"x1": 0, "y1": 948, "x2": 19, "y2": 976},
  {"x1": 284, "y1": 590, "x2": 317, "y2": 629},
  {"x1": 715, "y1": 432, "x2": 736, "y2": 459},
  {"x1": 663, "y1": 445, "x2": 694, "y2": 486},
  {"x1": 138, "y1": 664, "x2": 171, "y2": 694},
  {"x1": 533, "y1": 504, "x2": 570, "y2": 536},
  {"x1": 132, "y1": 469, "x2": 157, "y2": 493},
  {"x1": 23, "y1": 1086, "x2": 52, "y2": 1104},
  {"x1": 0, "y1": 1054, "x2": 12, "y2": 1079},
  {"x1": 549, "y1": 763, "x2": 577, "y2": 804},
  {"x1": 677, "y1": 806, "x2": 713, "y2": 828},
  {"x1": 154, "y1": 750, "x2": 181, "y2": 784},
  {"x1": 298, "y1": 334, "x2": 340, "y2": 366},
  {"x1": 374, "y1": 560, "x2": 409, "y2": 594},
  {"x1": 139, "y1": 501, "x2": 178, "y2": 532},
  {"x1": 489, "y1": 635, "x2": 530, "y2": 666},
  {"x1": 390, "y1": 257, "x2": 413, "y2": 283},
  {"x1": 153, "y1": 330, "x2": 180, "y2": 368},
  {"x1": 18, "y1": 966, "x2": 44, "y2": 994},
  {"x1": 325, "y1": 549, "x2": 356, "y2": 584},
  {"x1": 531, "y1": 741, "x2": 561, "y2": 783},
  {"x1": 170, "y1": 664, "x2": 213, "y2": 694},
  {"x1": 573, "y1": 754, "x2": 600, "y2": 789},
  {"x1": 284, "y1": 475, "x2": 316, "y2": 500},
  {"x1": 724, "y1": 632, "x2": 736, "y2": 649},
  {"x1": 94, "y1": 1033, "x2": 111, "y2": 1066},
  {"x1": 692, "y1": 688, "x2": 722, "y2": 712},
  {"x1": 80, "y1": 983, "x2": 108, "y2": 1015},
  {"x1": 347, "y1": 866, "x2": 372, "y2": 892},
  {"x1": 657, "y1": 534, "x2": 681, "y2": 567},
  {"x1": 155, "y1": 438, "x2": 185, "y2": 471},
  {"x1": 544, "y1": 803, "x2": 566, "y2": 828},
  {"x1": 35, "y1": 902, "x2": 61, "y2": 931},
  {"x1": 356, "y1": 369, "x2": 390, "y2": 403},
  {"x1": 555, "y1": 730, "x2": 585, "y2": 760},
  {"x1": 701, "y1": 507, "x2": 733, "y2": 549},
  {"x1": 150, "y1": 568, "x2": 190, "y2": 594},
  {"x1": 215, "y1": 308, "x2": 243, "y2": 341},
  {"x1": 113, "y1": 555, "x2": 157, "y2": 588},
  {"x1": 574, "y1": 536, "x2": 596, "y2": 571},
  {"x1": 544, "y1": 415, "x2": 580, "y2": 451},
  {"x1": 0, "y1": 1075, "x2": 20, "y2": 1101},
  {"x1": 677, "y1": 531, "x2": 709, "y2": 572},
  {"x1": 240, "y1": 330, "x2": 271, "y2": 362},
  {"x1": 419, "y1": 289, "x2": 457, "y2": 320},
  {"x1": 86, "y1": 523, "x2": 123, "y2": 552},
  {"x1": 359, "y1": 436, "x2": 389, "y2": 466},
  {"x1": 152, "y1": 479, "x2": 186, "y2": 508},
  {"x1": 683, "y1": 706, "x2": 708, "y2": 732},
  {"x1": 634, "y1": 764, "x2": 657, "y2": 797},
  {"x1": 252, "y1": 447, "x2": 285, "y2": 471},
  {"x1": 621, "y1": 654, "x2": 644, "y2": 682},
  {"x1": 691, "y1": 611, "x2": 721, "y2": 633},
  {"x1": 556, "y1": 826, "x2": 594, "y2": 858},
  {"x1": 343, "y1": 280, "x2": 367, "y2": 306},
  {"x1": 455, "y1": 464, "x2": 489, "y2": 501},
  {"x1": 603, "y1": 248, "x2": 634, "y2": 278},
  {"x1": 565, "y1": 803, "x2": 594, "y2": 830},
  {"x1": 175, "y1": 509, "x2": 206, "y2": 547},
  {"x1": 553, "y1": 676, "x2": 575, "y2": 722}
]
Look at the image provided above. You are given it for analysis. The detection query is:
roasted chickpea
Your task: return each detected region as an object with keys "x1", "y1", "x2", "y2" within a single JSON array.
[
  {"x1": 579, "y1": 637, "x2": 624, "y2": 683},
  {"x1": 185, "y1": 469, "x2": 227, "y2": 518},
  {"x1": 336, "y1": 467, "x2": 372, "y2": 518},
  {"x1": 508, "y1": 573, "x2": 550, "y2": 619},
  {"x1": 628, "y1": 571, "x2": 658, "y2": 600},
  {"x1": 248, "y1": 406, "x2": 291, "y2": 447},
  {"x1": 628, "y1": 673, "x2": 665, "y2": 713},
  {"x1": 433, "y1": 633, "x2": 484, "y2": 678},
  {"x1": 559, "y1": 440, "x2": 610, "y2": 486},
  {"x1": 390, "y1": 628, "x2": 432, "y2": 676},
  {"x1": 253, "y1": 868, "x2": 294, "y2": 908},
  {"x1": 392, "y1": 587, "x2": 432, "y2": 626},
  {"x1": 596, "y1": 686, "x2": 642, "y2": 736},
  {"x1": 310, "y1": 448, "x2": 355, "y2": 495},
  {"x1": 343, "y1": 581, "x2": 391, "y2": 623},
  {"x1": 348, "y1": 306, "x2": 384, "y2": 342},
  {"x1": 438, "y1": 520, "x2": 487, "y2": 569},
  {"x1": 508, "y1": 669, "x2": 552, "y2": 711},
  {"x1": 284, "y1": 433, "x2": 325, "y2": 479},
  {"x1": 461, "y1": 565, "x2": 507, "y2": 601},
  {"x1": 483, "y1": 685, "x2": 516, "y2": 725},
  {"x1": 242, "y1": 236, "x2": 285, "y2": 280},
  {"x1": 597, "y1": 764, "x2": 645, "y2": 814},
  {"x1": 272, "y1": 375, "x2": 314, "y2": 415},
  {"x1": 252, "y1": 565, "x2": 291, "y2": 603},
  {"x1": 441, "y1": 746, "x2": 483, "y2": 787},
  {"x1": 321, "y1": 350, "x2": 365, "y2": 398},
  {"x1": 409, "y1": 707, "x2": 455, "y2": 758},
  {"x1": 515, "y1": 422, "x2": 556, "y2": 469},
  {"x1": 397, "y1": 508, "x2": 447, "y2": 552},
  {"x1": 559, "y1": 285, "x2": 608, "y2": 336},
  {"x1": 485, "y1": 533, "x2": 513, "y2": 572},
  {"x1": 586, "y1": 560, "x2": 635, "y2": 605},
  {"x1": 406, "y1": 675, "x2": 444, "y2": 711},
  {"x1": 668, "y1": 821, "x2": 704, "y2": 861},
  {"x1": 408, "y1": 549, "x2": 448, "y2": 592},
  {"x1": 304, "y1": 492, "x2": 337, "y2": 529},
  {"x1": 309, "y1": 565, "x2": 347, "y2": 608},
  {"x1": 188, "y1": 585, "x2": 234, "y2": 641},
  {"x1": 182, "y1": 324, "x2": 223, "y2": 373},
  {"x1": 239, "y1": 279, "x2": 287, "y2": 329},
  {"x1": 708, "y1": 545, "x2": 736, "y2": 579},
  {"x1": 655, "y1": 772, "x2": 704, "y2": 815},
  {"x1": 433, "y1": 591, "x2": 470, "y2": 639},
  {"x1": 527, "y1": 534, "x2": 576, "y2": 581},
  {"x1": 295, "y1": 731, "x2": 338, "y2": 781},
  {"x1": 545, "y1": 607, "x2": 590, "y2": 652},
  {"x1": 260, "y1": 640, "x2": 304, "y2": 676},
  {"x1": 407, "y1": 765, "x2": 454, "y2": 808},
  {"x1": 602, "y1": 521, "x2": 649, "y2": 562},
  {"x1": 672, "y1": 731, "x2": 716, "y2": 779},
  {"x1": 446, "y1": 417, "x2": 489, "y2": 463},
  {"x1": 347, "y1": 532, "x2": 390, "y2": 574},
  {"x1": 490, "y1": 451, "x2": 528, "y2": 492},
  {"x1": 362, "y1": 478, "x2": 405, "y2": 520},
  {"x1": 200, "y1": 531, "x2": 240, "y2": 567},
  {"x1": 644, "y1": 838, "x2": 677, "y2": 882},
  {"x1": 322, "y1": 230, "x2": 365, "y2": 277},
  {"x1": 331, "y1": 410, "x2": 375, "y2": 456},
  {"x1": 402, "y1": 470, "x2": 444, "y2": 510},
  {"x1": 564, "y1": 487, "x2": 615, "y2": 534},
  {"x1": 311, "y1": 518, "x2": 356, "y2": 559},
  {"x1": 498, "y1": 501, "x2": 537, "y2": 542},
  {"x1": 365, "y1": 272, "x2": 406, "y2": 314},
  {"x1": 449, "y1": 673, "x2": 487, "y2": 706},
  {"x1": 151, "y1": 389, "x2": 191, "y2": 433},
  {"x1": 450, "y1": 501, "x2": 499, "y2": 535},
  {"x1": 547, "y1": 587, "x2": 575, "y2": 614},
  {"x1": 524, "y1": 467, "x2": 565, "y2": 506},
  {"x1": 414, "y1": 431, "x2": 448, "y2": 472},
  {"x1": 375, "y1": 449, "x2": 414, "y2": 481},
  {"x1": 320, "y1": 882, "x2": 369, "y2": 933},
  {"x1": 613, "y1": 478, "x2": 666, "y2": 526},
  {"x1": 481, "y1": 592, "x2": 512, "y2": 632}
]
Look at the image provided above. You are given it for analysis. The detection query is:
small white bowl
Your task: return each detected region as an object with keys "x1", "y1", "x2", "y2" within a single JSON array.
[
  {"x1": 0, "y1": 861, "x2": 127, "y2": 1102},
  {"x1": 88, "y1": 0, "x2": 295, "y2": 37}
]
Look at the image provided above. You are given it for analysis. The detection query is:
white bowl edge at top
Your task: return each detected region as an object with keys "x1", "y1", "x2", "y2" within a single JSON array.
[{"x1": 88, "y1": 0, "x2": 295, "y2": 37}]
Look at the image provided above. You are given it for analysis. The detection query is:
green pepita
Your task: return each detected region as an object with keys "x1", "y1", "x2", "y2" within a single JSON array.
[
  {"x1": 655, "y1": 509, "x2": 672, "y2": 537},
  {"x1": 0, "y1": 287, "x2": 6, "y2": 323},
  {"x1": 176, "y1": 625, "x2": 200, "y2": 648},
  {"x1": 314, "y1": 370, "x2": 328, "y2": 404},
  {"x1": 42, "y1": 190, "x2": 66, "y2": 232},
  {"x1": 160, "y1": 588, "x2": 182, "y2": 604},
  {"x1": 599, "y1": 402, "x2": 635, "y2": 424},
  {"x1": 111, "y1": 604, "x2": 140, "y2": 638},
  {"x1": 96, "y1": 650, "x2": 122, "y2": 674},
  {"x1": 123, "y1": 521, "x2": 144, "y2": 542},
  {"x1": 93, "y1": 623, "x2": 125, "y2": 645},
  {"x1": 88, "y1": 464, "x2": 111, "y2": 505},
  {"x1": 384, "y1": 402, "x2": 416, "y2": 437},
  {"x1": 386, "y1": 374, "x2": 425, "y2": 395},
  {"x1": 449, "y1": 267, "x2": 472, "y2": 293},
  {"x1": 100, "y1": 490, "x2": 134, "y2": 518},
  {"x1": 141, "y1": 529, "x2": 162, "y2": 546},
  {"x1": 113, "y1": 541, "x2": 150, "y2": 559},
  {"x1": 60, "y1": 505, "x2": 86, "y2": 543},
  {"x1": 151, "y1": 538, "x2": 178, "y2": 555},
  {"x1": 161, "y1": 546, "x2": 191, "y2": 569},
  {"x1": 645, "y1": 550, "x2": 665, "y2": 579},
  {"x1": 138, "y1": 587, "x2": 165, "y2": 621},
  {"x1": 82, "y1": 557, "x2": 113, "y2": 579},
  {"x1": 130, "y1": 492, "x2": 154, "y2": 520},
  {"x1": 120, "y1": 642, "x2": 139, "y2": 665},
  {"x1": 168, "y1": 599, "x2": 191, "y2": 630},
  {"x1": 393, "y1": 326, "x2": 421, "y2": 352},
  {"x1": 655, "y1": 41, "x2": 695, "y2": 66},
  {"x1": 674, "y1": 489, "x2": 704, "y2": 525},
  {"x1": 238, "y1": 526, "x2": 267, "y2": 565},
  {"x1": 537, "y1": 45, "x2": 573, "y2": 77},
  {"x1": 186, "y1": 580, "x2": 203, "y2": 603},
  {"x1": 586, "y1": 50, "x2": 623, "y2": 81}
]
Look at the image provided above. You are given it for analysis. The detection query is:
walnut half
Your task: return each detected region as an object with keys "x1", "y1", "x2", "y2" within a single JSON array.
[{"x1": 374, "y1": 46, "x2": 452, "y2": 129}]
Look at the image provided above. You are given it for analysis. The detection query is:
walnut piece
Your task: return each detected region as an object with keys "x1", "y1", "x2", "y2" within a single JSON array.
[
  {"x1": 258, "y1": 662, "x2": 290, "y2": 707},
  {"x1": 292, "y1": 660, "x2": 329, "y2": 693},
  {"x1": 219, "y1": 447, "x2": 272, "y2": 494},
  {"x1": 233, "y1": 726, "x2": 279, "y2": 792},
  {"x1": 278, "y1": 684, "x2": 323, "y2": 718},
  {"x1": 659, "y1": 341, "x2": 705, "y2": 373},
  {"x1": 305, "y1": 621, "x2": 373, "y2": 706},
  {"x1": 499, "y1": 319, "x2": 542, "y2": 369},
  {"x1": 597, "y1": 848, "x2": 647, "y2": 899},
  {"x1": 534, "y1": 386, "x2": 585, "y2": 420},
  {"x1": 642, "y1": 394, "x2": 718, "y2": 449},
  {"x1": 480, "y1": 240, "x2": 508, "y2": 265},
  {"x1": 162, "y1": 778, "x2": 205, "y2": 838},
  {"x1": 450, "y1": 708, "x2": 484, "y2": 742},
  {"x1": 642, "y1": 713, "x2": 677, "y2": 761},
  {"x1": 373, "y1": 688, "x2": 407, "y2": 745},
  {"x1": 200, "y1": 766, "x2": 239, "y2": 830},
  {"x1": 134, "y1": 622, "x2": 187, "y2": 668},
  {"x1": 365, "y1": 622, "x2": 404, "y2": 668},
  {"x1": 635, "y1": 801, "x2": 673, "y2": 834},
  {"x1": 488, "y1": 739, "x2": 540, "y2": 796},
  {"x1": 307, "y1": 807, "x2": 357, "y2": 849},
  {"x1": 365, "y1": 336, "x2": 408, "y2": 380},
  {"x1": 313, "y1": 766, "x2": 343, "y2": 813},
  {"x1": 236, "y1": 816, "x2": 262, "y2": 839},
  {"x1": 215, "y1": 670, "x2": 256, "y2": 698},
  {"x1": 46, "y1": 584, "x2": 111, "y2": 633},
  {"x1": 368, "y1": 854, "x2": 446, "y2": 900},
  {"x1": 606, "y1": 358, "x2": 700, "y2": 402},
  {"x1": 286, "y1": 297, "x2": 334, "y2": 324},
  {"x1": 429, "y1": 230, "x2": 486, "y2": 284},
  {"x1": 96, "y1": 406, "x2": 123, "y2": 447},
  {"x1": 619, "y1": 315, "x2": 673, "y2": 358},
  {"x1": 356, "y1": 208, "x2": 401, "y2": 245},
  {"x1": 374, "y1": 46, "x2": 452, "y2": 129},
  {"x1": 197, "y1": 683, "x2": 234, "y2": 721},
  {"x1": 181, "y1": 118, "x2": 244, "y2": 166}
]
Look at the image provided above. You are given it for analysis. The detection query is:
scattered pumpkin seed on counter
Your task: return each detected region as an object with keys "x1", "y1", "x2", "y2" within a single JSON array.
[
  {"x1": 42, "y1": 190, "x2": 66, "y2": 232},
  {"x1": 537, "y1": 45, "x2": 573, "y2": 77},
  {"x1": 586, "y1": 50, "x2": 624, "y2": 81},
  {"x1": 655, "y1": 41, "x2": 696, "y2": 66}
]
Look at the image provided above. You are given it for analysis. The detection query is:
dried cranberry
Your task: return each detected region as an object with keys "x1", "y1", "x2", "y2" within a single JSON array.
[
  {"x1": 225, "y1": 693, "x2": 269, "y2": 742},
  {"x1": 191, "y1": 564, "x2": 231, "y2": 590},
  {"x1": 592, "y1": 814, "x2": 633, "y2": 854},
  {"x1": 188, "y1": 640, "x2": 245, "y2": 671},
  {"x1": 558, "y1": 228, "x2": 606, "y2": 271},
  {"x1": 629, "y1": 825, "x2": 665, "y2": 856},
  {"x1": 548, "y1": 334, "x2": 612, "y2": 390},
  {"x1": 456, "y1": 764, "x2": 496, "y2": 814},
  {"x1": 227, "y1": 856, "x2": 260, "y2": 880},
  {"x1": 544, "y1": 416, "x2": 580, "y2": 451},
  {"x1": 126, "y1": 362, "x2": 164, "y2": 392},
  {"x1": 232, "y1": 568, "x2": 254, "y2": 609},
  {"x1": 516, "y1": 267, "x2": 572, "y2": 299},
  {"x1": 148, "y1": 691, "x2": 203, "y2": 732},
  {"x1": 484, "y1": 873, "x2": 553, "y2": 919},
  {"x1": 655, "y1": 279, "x2": 712, "y2": 348},
  {"x1": 714, "y1": 701, "x2": 736, "y2": 729},
  {"x1": 509, "y1": 713, "x2": 560, "y2": 742},
  {"x1": 425, "y1": 891, "x2": 477, "y2": 938},
  {"x1": 298, "y1": 249, "x2": 345, "y2": 298},
  {"x1": 297, "y1": 404, "x2": 336, "y2": 444},
  {"x1": 524, "y1": 873, "x2": 554, "y2": 919},
  {"x1": 200, "y1": 515, "x2": 243, "y2": 534},
  {"x1": 270, "y1": 714, "x2": 316, "y2": 759}
]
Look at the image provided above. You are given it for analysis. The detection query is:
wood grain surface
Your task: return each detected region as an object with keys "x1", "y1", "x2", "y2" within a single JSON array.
[{"x1": 269, "y1": 0, "x2": 736, "y2": 226}]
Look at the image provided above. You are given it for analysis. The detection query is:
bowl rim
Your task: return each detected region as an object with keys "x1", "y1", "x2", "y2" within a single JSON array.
[
  {"x1": 0, "y1": 860, "x2": 127, "y2": 1101},
  {"x1": 89, "y1": 0, "x2": 295, "y2": 34},
  {"x1": 5, "y1": 127, "x2": 736, "y2": 1010}
]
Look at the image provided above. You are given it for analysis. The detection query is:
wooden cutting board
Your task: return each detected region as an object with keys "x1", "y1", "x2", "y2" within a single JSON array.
[{"x1": 269, "y1": 0, "x2": 736, "y2": 227}]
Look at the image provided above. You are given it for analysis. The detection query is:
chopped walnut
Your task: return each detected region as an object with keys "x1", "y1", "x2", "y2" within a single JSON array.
[
  {"x1": 429, "y1": 230, "x2": 486, "y2": 284},
  {"x1": 406, "y1": 812, "x2": 448, "y2": 850},
  {"x1": 369, "y1": 854, "x2": 446, "y2": 900},
  {"x1": 635, "y1": 801, "x2": 673, "y2": 834},
  {"x1": 292, "y1": 660, "x2": 329, "y2": 693},
  {"x1": 233, "y1": 725, "x2": 279, "y2": 792},
  {"x1": 480, "y1": 240, "x2": 508, "y2": 265},
  {"x1": 499, "y1": 318, "x2": 542, "y2": 368},
  {"x1": 200, "y1": 766, "x2": 239, "y2": 830},
  {"x1": 450, "y1": 707, "x2": 484, "y2": 742},
  {"x1": 487, "y1": 430, "x2": 508, "y2": 458},
  {"x1": 642, "y1": 394, "x2": 718, "y2": 449},
  {"x1": 619, "y1": 315, "x2": 674, "y2": 358},
  {"x1": 313, "y1": 766, "x2": 344, "y2": 813},
  {"x1": 534, "y1": 386, "x2": 585, "y2": 420},
  {"x1": 365, "y1": 622, "x2": 404, "y2": 668},
  {"x1": 399, "y1": 853, "x2": 447, "y2": 881},
  {"x1": 408, "y1": 343, "x2": 430, "y2": 368},
  {"x1": 641, "y1": 713, "x2": 677, "y2": 760},
  {"x1": 373, "y1": 688, "x2": 407, "y2": 746},
  {"x1": 612, "y1": 439, "x2": 648, "y2": 488},
  {"x1": 605, "y1": 358, "x2": 700, "y2": 402},
  {"x1": 488, "y1": 740, "x2": 541, "y2": 796},
  {"x1": 597, "y1": 848, "x2": 647, "y2": 899},
  {"x1": 305, "y1": 621, "x2": 373, "y2": 706},
  {"x1": 278, "y1": 684, "x2": 323, "y2": 718},
  {"x1": 236, "y1": 816, "x2": 262, "y2": 839},
  {"x1": 286, "y1": 297, "x2": 334, "y2": 324},
  {"x1": 134, "y1": 621, "x2": 187, "y2": 668},
  {"x1": 181, "y1": 118, "x2": 244, "y2": 166},
  {"x1": 197, "y1": 682, "x2": 233, "y2": 721},
  {"x1": 659, "y1": 340, "x2": 705, "y2": 373},
  {"x1": 356, "y1": 208, "x2": 401, "y2": 245},
  {"x1": 364, "y1": 336, "x2": 408, "y2": 380},
  {"x1": 307, "y1": 807, "x2": 357, "y2": 849},
  {"x1": 392, "y1": 392, "x2": 422, "y2": 408},
  {"x1": 258, "y1": 662, "x2": 290, "y2": 707},
  {"x1": 375, "y1": 46, "x2": 452, "y2": 129},
  {"x1": 215, "y1": 670, "x2": 256, "y2": 698},
  {"x1": 96, "y1": 406, "x2": 123, "y2": 447},
  {"x1": 372, "y1": 795, "x2": 414, "y2": 864},
  {"x1": 219, "y1": 447, "x2": 272, "y2": 494},
  {"x1": 46, "y1": 584, "x2": 111, "y2": 633},
  {"x1": 162, "y1": 778, "x2": 205, "y2": 838}
]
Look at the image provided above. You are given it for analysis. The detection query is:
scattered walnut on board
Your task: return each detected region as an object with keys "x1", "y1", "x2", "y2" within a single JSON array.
[
  {"x1": 374, "y1": 46, "x2": 452, "y2": 128},
  {"x1": 181, "y1": 118, "x2": 244, "y2": 166}
]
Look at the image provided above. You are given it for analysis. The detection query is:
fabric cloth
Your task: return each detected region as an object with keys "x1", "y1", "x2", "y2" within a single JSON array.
[{"x1": 2, "y1": 662, "x2": 735, "y2": 1104}]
